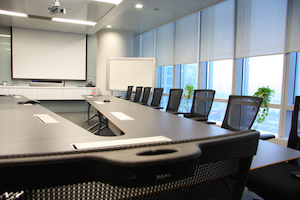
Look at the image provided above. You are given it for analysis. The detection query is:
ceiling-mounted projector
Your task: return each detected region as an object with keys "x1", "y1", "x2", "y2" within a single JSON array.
[{"x1": 48, "y1": 0, "x2": 66, "y2": 15}]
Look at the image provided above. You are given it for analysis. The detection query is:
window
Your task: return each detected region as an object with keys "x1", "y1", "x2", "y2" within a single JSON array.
[
  {"x1": 242, "y1": 54, "x2": 284, "y2": 135},
  {"x1": 243, "y1": 54, "x2": 284, "y2": 104},
  {"x1": 180, "y1": 63, "x2": 198, "y2": 112},
  {"x1": 157, "y1": 65, "x2": 173, "y2": 94},
  {"x1": 207, "y1": 59, "x2": 233, "y2": 99},
  {"x1": 180, "y1": 63, "x2": 198, "y2": 90},
  {"x1": 294, "y1": 52, "x2": 300, "y2": 98},
  {"x1": 252, "y1": 108, "x2": 280, "y2": 135}
]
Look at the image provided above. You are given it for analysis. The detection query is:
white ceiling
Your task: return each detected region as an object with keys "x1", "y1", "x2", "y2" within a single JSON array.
[{"x1": 0, "y1": 0, "x2": 226, "y2": 35}]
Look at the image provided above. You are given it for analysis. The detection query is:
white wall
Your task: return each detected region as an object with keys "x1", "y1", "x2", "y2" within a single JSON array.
[{"x1": 96, "y1": 29, "x2": 134, "y2": 95}]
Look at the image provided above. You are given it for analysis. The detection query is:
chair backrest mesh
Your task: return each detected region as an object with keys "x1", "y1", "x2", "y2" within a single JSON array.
[
  {"x1": 133, "y1": 86, "x2": 143, "y2": 102},
  {"x1": 190, "y1": 90, "x2": 215, "y2": 118},
  {"x1": 288, "y1": 96, "x2": 300, "y2": 151},
  {"x1": 166, "y1": 89, "x2": 183, "y2": 112},
  {"x1": 221, "y1": 95, "x2": 263, "y2": 131},
  {"x1": 125, "y1": 86, "x2": 134, "y2": 100},
  {"x1": 140, "y1": 87, "x2": 152, "y2": 105},
  {"x1": 150, "y1": 88, "x2": 163, "y2": 107},
  {"x1": 24, "y1": 158, "x2": 242, "y2": 200}
]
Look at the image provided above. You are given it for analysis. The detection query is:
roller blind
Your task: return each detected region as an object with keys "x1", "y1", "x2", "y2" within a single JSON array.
[
  {"x1": 142, "y1": 30, "x2": 155, "y2": 57},
  {"x1": 174, "y1": 12, "x2": 199, "y2": 65},
  {"x1": 286, "y1": 0, "x2": 300, "y2": 53},
  {"x1": 235, "y1": 0, "x2": 287, "y2": 58},
  {"x1": 200, "y1": 0, "x2": 235, "y2": 62},
  {"x1": 156, "y1": 22, "x2": 175, "y2": 66}
]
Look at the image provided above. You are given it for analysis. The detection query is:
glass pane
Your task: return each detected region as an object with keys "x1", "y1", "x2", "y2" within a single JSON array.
[
  {"x1": 208, "y1": 102, "x2": 227, "y2": 123},
  {"x1": 252, "y1": 108, "x2": 280, "y2": 135},
  {"x1": 160, "y1": 95, "x2": 168, "y2": 111},
  {"x1": 207, "y1": 59, "x2": 233, "y2": 99},
  {"x1": 295, "y1": 52, "x2": 300, "y2": 97},
  {"x1": 285, "y1": 110, "x2": 293, "y2": 137},
  {"x1": 180, "y1": 63, "x2": 198, "y2": 90},
  {"x1": 180, "y1": 63, "x2": 198, "y2": 112},
  {"x1": 158, "y1": 65, "x2": 173, "y2": 94},
  {"x1": 243, "y1": 54, "x2": 284, "y2": 104}
]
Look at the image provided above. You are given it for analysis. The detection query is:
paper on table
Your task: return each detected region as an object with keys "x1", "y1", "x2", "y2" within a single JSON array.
[
  {"x1": 72, "y1": 136, "x2": 172, "y2": 150},
  {"x1": 86, "y1": 95, "x2": 94, "y2": 98},
  {"x1": 14, "y1": 96, "x2": 22, "y2": 98},
  {"x1": 34, "y1": 114, "x2": 59, "y2": 124},
  {"x1": 94, "y1": 101, "x2": 105, "y2": 104},
  {"x1": 111, "y1": 112, "x2": 134, "y2": 120}
]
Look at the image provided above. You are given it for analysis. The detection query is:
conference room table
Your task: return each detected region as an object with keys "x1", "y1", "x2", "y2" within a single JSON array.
[
  {"x1": 1, "y1": 94, "x2": 300, "y2": 194},
  {"x1": 83, "y1": 94, "x2": 300, "y2": 170}
]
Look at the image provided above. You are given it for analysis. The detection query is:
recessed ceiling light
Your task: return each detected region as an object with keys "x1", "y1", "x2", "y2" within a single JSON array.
[
  {"x1": 94, "y1": 0, "x2": 123, "y2": 5},
  {"x1": 106, "y1": 25, "x2": 112, "y2": 28},
  {"x1": 0, "y1": 10, "x2": 27, "y2": 17},
  {"x1": 135, "y1": 4, "x2": 143, "y2": 8},
  {"x1": 52, "y1": 18, "x2": 97, "y2": 26}
]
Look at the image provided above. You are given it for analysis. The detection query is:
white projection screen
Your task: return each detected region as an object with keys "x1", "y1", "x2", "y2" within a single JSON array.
[
  {"x1": 12, "y1": 27, "x2": 86, "y2": 80},
  {"x1": 107, "y1": 57, "x2": 156, "y2": 91}
]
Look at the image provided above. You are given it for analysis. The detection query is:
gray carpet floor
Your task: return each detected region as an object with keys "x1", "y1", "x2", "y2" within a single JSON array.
[{"x1": 56, "y1": 111, "x2": 264, "y2": 200}]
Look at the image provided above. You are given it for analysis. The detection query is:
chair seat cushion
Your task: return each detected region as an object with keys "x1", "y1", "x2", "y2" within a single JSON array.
[{"x1": 246, "y1": 162, "x2": 300, "y2": 200}]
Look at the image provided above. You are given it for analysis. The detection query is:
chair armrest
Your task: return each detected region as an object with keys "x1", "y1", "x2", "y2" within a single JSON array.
[
  {"x1": 204, "y1": 121, "x2": 216, "y2": 125},
  {"x1": 291, "y1": 171, "x2": 300, "y2": 181},
  {"x1": 259, "y1": 133, "x2": 275, "y2": 140},
  {"x1": 151, "y1": 106, "x2": 163, "y2": 109},
  {"x1": 172, "y1": 112, "x2": 186, "y2": 115},
  {"x1": 191, "y1": 117, "x2": 208, "y2": 121}
]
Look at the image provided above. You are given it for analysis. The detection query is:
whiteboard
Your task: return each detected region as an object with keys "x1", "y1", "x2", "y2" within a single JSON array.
[
  {"x1": 107, "y1": 57, "x2": 156, "y2": 91},
  {"x1": 12, "y1": 27, "x2": 86, "y2": 80}
]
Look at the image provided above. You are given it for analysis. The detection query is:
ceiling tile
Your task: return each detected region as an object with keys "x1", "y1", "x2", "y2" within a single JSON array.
[{"x1": 0, "y1": 0, "x2": 226, "y2": 34}]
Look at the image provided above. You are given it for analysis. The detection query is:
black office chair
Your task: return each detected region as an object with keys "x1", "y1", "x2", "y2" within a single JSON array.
[
  {"x1": 149, "y1": 88, "x2": 163, "y2": 108},
  {"x1": 221, "y1": 95, "x2": 263, "y2": 131},
  {"x1": 2, "y1": 130, "x2": 259, "y2": 200},
  {"x1": 139, "y1": 87, "x2": 152, "y2": 105},
  {"x1": 175, "y1": 90, "x2": 215, "y2": 121},
  {"x1": 116, "y1": 85, "x2": 134, "y2": 100},
  {"x1": 164, "y1": 89, "x2": 183, "y2": 113},
  {"x1": 132, "y1": 86, "x2": 143, "y2": 102},
  {"x1": 246, "y1": 96, "x2": 300, "y2": 200}
]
